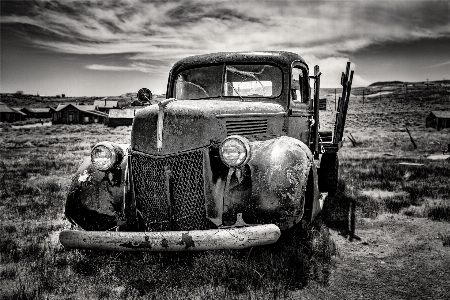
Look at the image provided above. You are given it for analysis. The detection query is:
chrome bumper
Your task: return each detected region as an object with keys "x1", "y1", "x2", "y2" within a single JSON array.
[{"x1": 59, "y1": 224, "x2": 281, "y2": 251}]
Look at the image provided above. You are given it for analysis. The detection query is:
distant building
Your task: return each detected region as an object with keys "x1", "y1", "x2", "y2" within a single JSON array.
[
  {"x1": 52, "y1": 103, "x2": 108, "y2": 125},
  {"x1": 12, "y1": 107, "x2": 29, "y2": 119},
  {"x1": 20, "y1": 107, "x2": 52, "y2": 118},
  {"x1": 47, "y1": 106, "x2": 56, "y2": 115},
  {"x1": 107, "y1": 108, "x2": 142, "y2": 127},
  {"x1": 426, "y1": 111, "x2": 450, "y2": 130},
  {"x1": 94, "y1": 98, "x2": 120, "y2": 114},
  {"x1": 0, "y1": 102, "x2": 27, "y2": 122}
]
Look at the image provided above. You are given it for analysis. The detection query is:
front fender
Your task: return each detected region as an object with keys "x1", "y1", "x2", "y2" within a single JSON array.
[
  {"x1": 223, "y1": 136, "x2": 317, "y2": 230},
  {"x1": 65, "y1": 144, "x2": 130, "y2": 230}
]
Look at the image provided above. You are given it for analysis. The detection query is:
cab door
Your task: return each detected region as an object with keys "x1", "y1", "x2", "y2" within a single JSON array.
[{"x1": 286, "y1": 63, "x2": 312, "y2": 146}]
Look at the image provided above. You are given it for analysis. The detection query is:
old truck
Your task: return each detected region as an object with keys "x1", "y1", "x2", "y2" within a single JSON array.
[{"x1": 59, "y1": 51, "x2": 353, "y2": 251}]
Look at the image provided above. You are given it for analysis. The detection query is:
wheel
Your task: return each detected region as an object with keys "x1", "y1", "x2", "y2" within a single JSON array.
[{"x1": 318, "y1": 153, "x2": 339, "y2": 196}]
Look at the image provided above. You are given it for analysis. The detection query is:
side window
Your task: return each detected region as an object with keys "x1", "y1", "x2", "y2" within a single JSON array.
[{"x1": 291, "y1": 67, "x2": 304, "y2": 104}]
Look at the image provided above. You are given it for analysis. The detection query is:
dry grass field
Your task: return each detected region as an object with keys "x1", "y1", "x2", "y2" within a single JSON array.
[{"x1": 0, "y1": 84, "x2": 449, "y2": 299}]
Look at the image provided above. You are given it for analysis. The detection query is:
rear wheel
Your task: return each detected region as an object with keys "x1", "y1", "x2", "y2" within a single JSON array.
[{"x1": 318, "y1": 153, "x2": 339, "y2": 196}]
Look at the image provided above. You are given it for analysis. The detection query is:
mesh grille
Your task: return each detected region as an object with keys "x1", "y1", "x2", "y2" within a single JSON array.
[
  {"x1": 131, "y1": 149, "x2": 207, "y2": 231},
  {"x1": 226, "y1": 119, "x2": 267, "y2": 136}
]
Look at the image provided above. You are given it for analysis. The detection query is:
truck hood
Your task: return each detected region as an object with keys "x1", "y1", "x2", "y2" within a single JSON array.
[{"x1": 131, "y1": 100, "x2": 285, "y2": 155}]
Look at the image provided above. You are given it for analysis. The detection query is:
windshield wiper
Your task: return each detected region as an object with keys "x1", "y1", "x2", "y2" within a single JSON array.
[
  {"x1": 226, "y1": 66, "x2": 266, "y2": 96},
  {"x1": 225, "y1": 81, "x2": 244, "y2": 101},
  {"x1": 183, "y1": 80, "x2": 210, "y2": 98}
]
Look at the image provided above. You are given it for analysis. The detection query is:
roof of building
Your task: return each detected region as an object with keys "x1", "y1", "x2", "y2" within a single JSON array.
[
  {"x1": 54, "y1": 104, "x2": 108, "y2": 117},
  {"x1": 94, "y1": 99, "x2": 120, "y2": 108},
  {"x1": 0, "y1": 102, "x2": 16, "y2": 113},
  {"x1": 21, "y1": 107, "x2": 51, "y2": 113},
  {"x1": 430, "y1": 111, "x2": 450, "y2": 119},
  {"x1": 85, "y1": 110, "x2": 109, "y2": 117},
  {"x1": 109, "y1": 108, "x2": 142, "y2": 118},
  {"x1": 55, "y1": 104, "x2": 94, "y2": 111},
  {"x1": 10, "y1": 108, "x2": 27, "y2": 116}
]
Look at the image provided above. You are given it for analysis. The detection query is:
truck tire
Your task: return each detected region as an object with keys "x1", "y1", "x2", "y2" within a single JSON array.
[{"x1": 319, "y1": 153, "x2": 339, "y2": 196}]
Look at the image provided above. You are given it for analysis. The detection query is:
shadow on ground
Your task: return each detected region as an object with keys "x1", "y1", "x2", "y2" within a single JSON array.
[
  {"x1": 322, "y1": 180, "x2": 360, "y2": 241},
  {"x1": 68, "y1": 215, "x2": 337, "y2": 297}
]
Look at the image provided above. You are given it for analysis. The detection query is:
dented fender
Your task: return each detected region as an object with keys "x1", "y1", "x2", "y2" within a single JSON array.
[
  {"x1": 65, "y1": 143, "x2": 130, "y2": 231},
  {"x1": 223, "y1": 136, "x2": 319, "y2": 230}
]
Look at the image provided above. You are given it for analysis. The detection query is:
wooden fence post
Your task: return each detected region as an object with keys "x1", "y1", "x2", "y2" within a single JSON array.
[{"x1": 405, "y1": 127, "x2": 417, "y2": 149}]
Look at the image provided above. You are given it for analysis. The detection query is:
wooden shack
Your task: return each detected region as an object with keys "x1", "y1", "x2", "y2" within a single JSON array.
[
  {"x1": 0, "y1": 102, "x2": 27, "y2": 122},
  {"x1": 426, "y1": 111, "x2": 450, "y2": 130},
  {"x1": 52, "y1": 104, "x2": 108, "y2": 125},
  {"x1": 20, "y1": 107, "x2": 52, "y2": 119}
]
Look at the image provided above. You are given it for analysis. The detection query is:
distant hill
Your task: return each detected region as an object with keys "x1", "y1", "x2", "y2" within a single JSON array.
[
  {"x1": 0, "y1": 93, "x2": 104, "y2": 108},
  {"x1": 369, "y1": 81, "x2": 404, "y2": 87},
  {"x1": 0, "y1": 93, "x2": 166, "y2": 108},
  {"x1": 323, "y1": 79, "x2": 450, "y2": 97},
  {"x1": 369, "y1": 80, "x2": 450, "y2": 87}
]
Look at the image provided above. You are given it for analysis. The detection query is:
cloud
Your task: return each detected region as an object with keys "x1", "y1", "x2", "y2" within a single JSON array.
[
  {"x1": 2, "y1": 0, "x2": 450, "y2": 87},
  {"x1": 86, "y1": 61, "x2": 168, "y2": 75},
  {"x1": 428, "y1": 60, "x2": 450, "y2": 68},
  {"x1": 86, "y1": 64, "x2": 137, "y2": 72}
]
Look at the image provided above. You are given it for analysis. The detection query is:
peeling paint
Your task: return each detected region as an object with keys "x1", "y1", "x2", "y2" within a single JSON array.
[
  {"x1": 78, "y1": 170, "x2": 91, "y2": 183},
  {"x1": 177, "y1": 233, "x2": 195, "y2": 249},
  {"x1": 120, "y1": 236, "x2": 152, "y2": 249}
]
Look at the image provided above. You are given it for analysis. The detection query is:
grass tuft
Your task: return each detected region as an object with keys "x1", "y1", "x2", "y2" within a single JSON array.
[
  {"x1": 2, "y1": 103, "x2": 450, "y2": 299},
  {"x1": 426, "y1": 205, "x2": 450, "y2": 222},
  {"x1": 0, "y1": 265, "x2": 18, "y2": 280},
  {"x1": 441, "y1": 234, "x2": 450, "y2": 247},
  {"x1": 2, "y1": 224, "x2": 17, "y2": 234},
  {"x1": 384, "y1": 196, "x2": 414, "y2": 213}
]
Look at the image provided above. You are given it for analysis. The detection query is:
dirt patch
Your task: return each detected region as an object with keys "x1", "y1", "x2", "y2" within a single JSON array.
[
  {"x1": 296, "y1": 213, "x2": 450, "y2": 299},
  {"x1": 427, "y1": 154, "x2": 450, "y2": 160},
  {"x1": 11, "y1": 122, "x2": 52, "y2": 129},
  {"x1": 360, "y1": 189, "x2": 408, "y2": 199}
]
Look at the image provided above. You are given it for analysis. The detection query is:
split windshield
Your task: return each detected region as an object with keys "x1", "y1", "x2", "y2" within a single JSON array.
[{"x1": 173, "y1": 64, "x2": 283, "y2": 100}]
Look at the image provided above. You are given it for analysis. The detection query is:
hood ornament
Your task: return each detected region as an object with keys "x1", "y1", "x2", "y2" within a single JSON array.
[{"x1": 157, "y1": 98, "x2": 176, "y2": 151}]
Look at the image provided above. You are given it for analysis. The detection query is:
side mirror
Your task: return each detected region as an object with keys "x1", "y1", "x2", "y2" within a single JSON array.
[{"x1": 137, "y1": 88, "x2": 153, "y2": 104}]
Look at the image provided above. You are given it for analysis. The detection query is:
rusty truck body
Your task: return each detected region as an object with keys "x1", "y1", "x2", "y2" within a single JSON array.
[{"x1": 59, "y1": 51, "x2": 352, "y2": 251}]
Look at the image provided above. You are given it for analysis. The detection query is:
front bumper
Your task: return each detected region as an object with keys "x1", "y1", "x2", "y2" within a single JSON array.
[{"x1": 59, "y1": 224, "x2": 281, "y2": 251}]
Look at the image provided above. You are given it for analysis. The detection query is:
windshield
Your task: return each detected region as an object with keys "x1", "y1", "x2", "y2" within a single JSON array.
[{"x1": 173, "y1": 64, "x2": 283, "y2": 100}]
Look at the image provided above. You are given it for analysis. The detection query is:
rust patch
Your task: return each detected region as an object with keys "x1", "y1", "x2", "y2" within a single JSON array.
[
  {"x1": 161, "y1": 238, "x2": 169, "y2": 249},
  {"x1": 119, "y1": 236, "x2": 152, "y2": 249},
  {"x1": 177, "y1": 233, "x2": 195, "y2": 249}
]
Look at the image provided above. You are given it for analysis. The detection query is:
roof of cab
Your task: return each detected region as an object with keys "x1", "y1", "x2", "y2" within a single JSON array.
[{"x1": 170, "y1": 51, "x2": 308, "y2": 72}]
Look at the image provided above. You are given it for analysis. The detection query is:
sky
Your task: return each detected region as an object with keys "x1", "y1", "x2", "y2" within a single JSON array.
[{"x1": 1, "y1": 0, "x2": 449, "y2": 97}]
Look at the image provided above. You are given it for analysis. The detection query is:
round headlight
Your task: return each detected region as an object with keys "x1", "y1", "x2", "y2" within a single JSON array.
[
  {"x1": 91, "y1": 142, "x2": 118, "y2": 171},
  {"x1": 219, "y1": 135, "x2": 251, "y2": 167}
]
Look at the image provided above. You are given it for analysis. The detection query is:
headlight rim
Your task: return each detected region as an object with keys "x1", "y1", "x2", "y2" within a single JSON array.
[
  {"x1": 219, "y1": 135, "x2": 251, "y2": 168},
  {"x1": 91, "y1": 141, "x2": 120, "y2": 171}
]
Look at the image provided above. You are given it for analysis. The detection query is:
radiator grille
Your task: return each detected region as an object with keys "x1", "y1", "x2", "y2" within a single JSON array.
[
  {"x1": 131, "y1": 149, "x2": 207, "y2": 231},
  {"x1": 226, "y1": 119, "x2": 267, "y2": 136}
]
